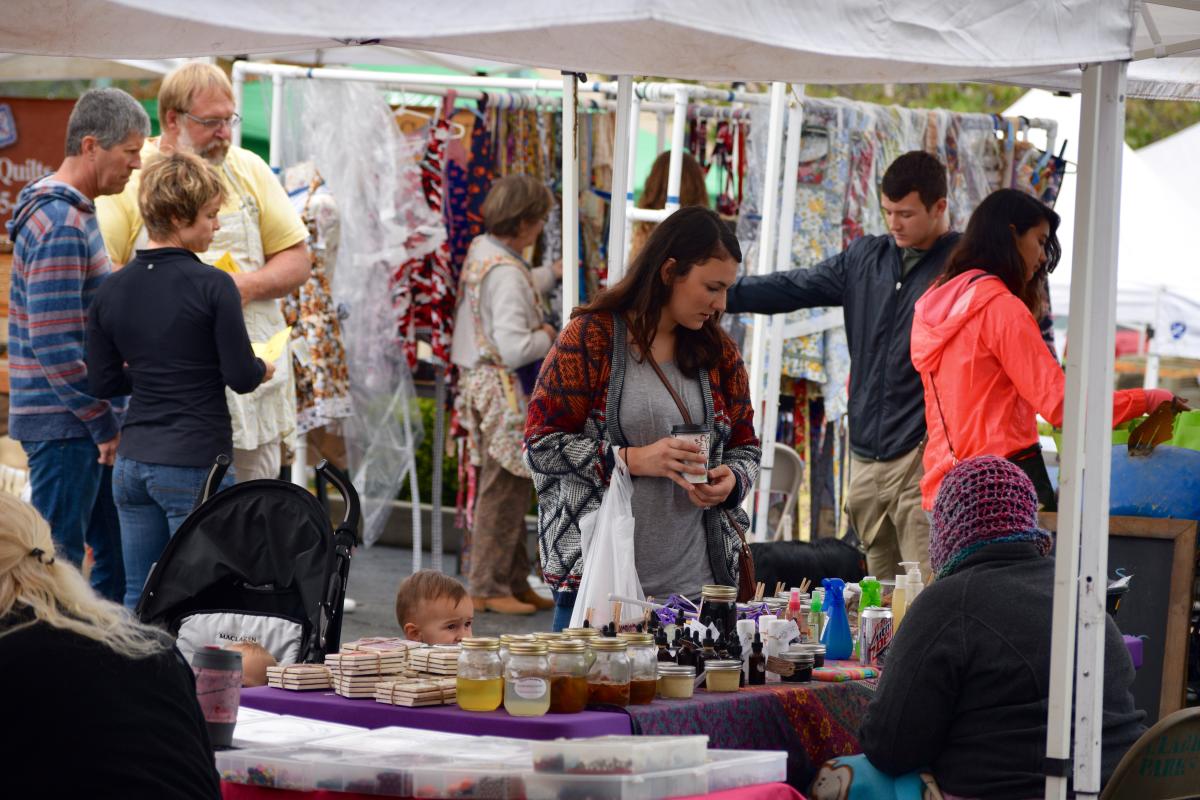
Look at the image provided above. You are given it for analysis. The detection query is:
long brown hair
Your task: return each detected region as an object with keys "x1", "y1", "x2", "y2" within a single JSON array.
[
  {"x1": 637, "y1": 151, "x2": 710, "y2": 211},
  {"x1": 938, "y1": 188, "x2": 1061, "y2": 316},
  {"x1": 575, "y1": 206, "x2": 740, "y2": 373}
]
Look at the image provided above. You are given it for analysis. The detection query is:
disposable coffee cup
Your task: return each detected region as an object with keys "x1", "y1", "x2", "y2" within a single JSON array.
[
  {"x1": 191, "y1": 645, "x2": 243, "y2": 748},
  {"x1": 670, "y1": 423, "x2": 712, "y2": 484}
]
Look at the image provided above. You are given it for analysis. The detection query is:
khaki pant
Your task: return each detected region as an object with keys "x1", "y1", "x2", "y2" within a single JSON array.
[
  {"x1": 468, "y1": 448, "x2": 533, "y2": 599},
  {"x1": 233, "y1": 440, "x2": 283, "y2": 483},
  {"x1": 845, "y1": 443, "x2": 930, "y2": 581}
]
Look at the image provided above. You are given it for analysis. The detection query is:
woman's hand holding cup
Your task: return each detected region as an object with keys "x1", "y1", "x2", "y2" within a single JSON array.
[
  {"x1": 623, "y1": 437, "x2": 707, "y2": 492},
  {"x1": 689, "y1": 464, "x2": 736, "y2": 509}
]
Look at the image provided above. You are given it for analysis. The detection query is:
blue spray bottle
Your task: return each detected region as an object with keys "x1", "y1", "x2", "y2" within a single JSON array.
[{"x1": 820, "y1": 578, "x2": 853, "y2": 660}]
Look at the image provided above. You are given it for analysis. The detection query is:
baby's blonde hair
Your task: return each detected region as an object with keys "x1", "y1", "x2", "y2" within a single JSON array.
[{"x1": 0, "y1": 494, "x2": 169, "y2": 659}]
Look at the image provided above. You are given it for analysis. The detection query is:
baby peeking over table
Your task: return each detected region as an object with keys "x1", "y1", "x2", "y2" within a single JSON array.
[{"x1": 396, "y1": 569, "x2": 475, "y2": 645}]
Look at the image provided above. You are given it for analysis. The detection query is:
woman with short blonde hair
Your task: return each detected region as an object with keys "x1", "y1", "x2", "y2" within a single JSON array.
[
  {"x1": 87, "y1": 150, "x2": 270, "y2": 609},
  {"x1": 0, "y1": 494, "x2": 221, "y2": 797},
  {"x1": 451, "y1": 175, "x2": 560, "y2": 616}
]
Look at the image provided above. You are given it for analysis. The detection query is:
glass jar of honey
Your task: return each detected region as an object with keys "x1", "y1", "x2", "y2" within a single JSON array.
[
  {"x1": 586, "y1": 638, "x2": 631, "y2": 707},
  {"x1": 618, "y1": 632, "x2": 658, "y2": 705},
  {"x1": 548, "y1": 639, "x2": 589, "y2": 714},
  {"x1": 457, "y1": 637, "x2": 503, "y2": 712}
]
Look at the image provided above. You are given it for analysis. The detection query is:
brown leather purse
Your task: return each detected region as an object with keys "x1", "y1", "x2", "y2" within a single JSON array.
[{"x1": 638, "y1": 348, "x2": 757, "y2": 603}]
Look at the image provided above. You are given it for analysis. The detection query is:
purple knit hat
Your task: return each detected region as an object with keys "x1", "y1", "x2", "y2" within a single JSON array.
[{"x1": 930, "y1": 455, "x2": 1052, "y2": 578}]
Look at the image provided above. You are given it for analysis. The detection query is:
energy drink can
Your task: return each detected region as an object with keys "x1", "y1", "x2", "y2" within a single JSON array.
[{"x1": 858, "y1": 607, "x2": 893, "y2": 667}]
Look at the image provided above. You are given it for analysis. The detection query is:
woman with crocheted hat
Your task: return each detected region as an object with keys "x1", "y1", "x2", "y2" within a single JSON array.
[{"x1": 812, "y1": 456, "x2": 1144, "y2": 800}]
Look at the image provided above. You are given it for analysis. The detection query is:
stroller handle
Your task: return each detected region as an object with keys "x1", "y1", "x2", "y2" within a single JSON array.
[
  {"x1": 200, "y1": 454, "x2": 233, "y2": 506},
  {"x1": 316, "y1": 459, "x2": 360, "y2": 538}
]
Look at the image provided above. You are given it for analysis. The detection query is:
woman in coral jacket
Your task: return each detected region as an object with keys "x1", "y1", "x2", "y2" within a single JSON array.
[{"x1": 910, "y1": 189, "x2": 1176, "y2": 512}]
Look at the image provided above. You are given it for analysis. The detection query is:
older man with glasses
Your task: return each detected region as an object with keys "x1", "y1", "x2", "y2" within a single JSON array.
[{"x1": 97, "y1": 62, "x2": 310, "y2": 484}]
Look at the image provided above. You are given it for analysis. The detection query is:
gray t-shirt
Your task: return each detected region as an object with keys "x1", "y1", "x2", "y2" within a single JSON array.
[{"x1": 618, "y1": 355, "x2": 715, "y2": 600}]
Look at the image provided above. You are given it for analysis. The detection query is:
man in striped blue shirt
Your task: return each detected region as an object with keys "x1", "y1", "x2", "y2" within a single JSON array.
[{"x1": 6, "y1": 88, "x2": 148, "y2": 601}]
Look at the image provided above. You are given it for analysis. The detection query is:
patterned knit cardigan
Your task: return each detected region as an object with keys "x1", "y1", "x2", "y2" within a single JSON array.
[{"x1": 524, "y1": 312, "x2": 761, "y2": 594}]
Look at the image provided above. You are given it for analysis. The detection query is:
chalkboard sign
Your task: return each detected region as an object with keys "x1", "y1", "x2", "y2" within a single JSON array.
[{"x1": 1040, "y1": 513, "x2": 1197, "y2": 723}]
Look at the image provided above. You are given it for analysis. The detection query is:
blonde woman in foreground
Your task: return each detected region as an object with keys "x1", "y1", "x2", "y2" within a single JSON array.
[{"x1": 0, "y1": 493, "x2": 220, "y2": 798}]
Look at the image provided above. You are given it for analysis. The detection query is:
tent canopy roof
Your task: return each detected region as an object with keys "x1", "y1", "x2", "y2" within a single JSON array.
[{"x1": 1, "y1": 0, "x2": 1142, "y2": 86}]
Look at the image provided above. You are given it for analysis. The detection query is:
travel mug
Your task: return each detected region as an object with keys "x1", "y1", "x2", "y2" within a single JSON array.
[
  {"x1": 670, "y1": 423, "x2": 712, "y2": 484},
  {"x1": 191, "y1": 645, "x2": 243, "y2": 748}
]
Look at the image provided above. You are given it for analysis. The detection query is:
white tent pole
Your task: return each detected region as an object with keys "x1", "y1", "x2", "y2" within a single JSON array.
[
  {"x1": 753, "y1": 86, "x2": 804, "y2": 543},
  {"x1": 664, "y1": 87, "x2": 689, "y2": 213},
  {"x1": 561, "y1": 71, "x2": 579, "y2": 323},
  {"x1": 1071, "y1": 60, "x2": 1127, "y2": 798},
  {"x1": 606, "y1": 75, "x2": 634, "y2": 286},
  {"x1": 747, "y1": 83, "x2": 788, "y2": 448},
  {"x1": 232, "y1": 61, "x2": 245, "y2": 148},
  {"x1": 656, "y1": 111, "x2": 666, "y2": 154},
  {"x1": 621, "y1": 90, "x2": 642, "y2": 262},
  {"x1": 1144, "y1": 285, "x2": 1164, "y2": 389}
]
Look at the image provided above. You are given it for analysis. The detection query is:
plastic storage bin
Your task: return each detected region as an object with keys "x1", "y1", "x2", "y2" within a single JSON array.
[
  {"x1": 531, "y1": 735, "x2": 709, "y2": 775},
  {"x1": 230, "y1": 715, "x2": 364, "y2": 748},
  {"x1": 217, "y1": 745, "x2": 360, "y2": 791},
  {"x1": 524, "y1": 764, "x2": 708, "y2": 800},
  {"x1": 317, "y1": 726, "x2": 476, "y2": 754},
  {"x1": 409, "y1": 761, "x2": 530, "y2": 799},
  {"x1": 705, "y1": 750, "x2": 788, "y2": 791}
]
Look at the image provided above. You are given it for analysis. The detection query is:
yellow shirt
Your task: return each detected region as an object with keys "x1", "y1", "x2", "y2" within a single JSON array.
[{"x1": 96, "y1": 139, "x2": 307, "y2": 266}]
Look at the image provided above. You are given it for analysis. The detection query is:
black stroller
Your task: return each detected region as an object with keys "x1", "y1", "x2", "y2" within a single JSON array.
[{"x1": 136, "y1": 456, "x2": 360, "y2": 665}]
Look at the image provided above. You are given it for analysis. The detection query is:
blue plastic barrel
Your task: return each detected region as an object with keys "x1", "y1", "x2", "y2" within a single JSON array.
[{"x1": 1109, "y1": 445, "x2": 1200, "y2": 520}]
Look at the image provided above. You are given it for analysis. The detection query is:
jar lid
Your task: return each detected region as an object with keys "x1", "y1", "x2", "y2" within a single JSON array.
[
  {"x1": 460, "y1": 637, "x2": 501, "y2": 651},
  {"x1": 700, "y1": 584, "x2": 738, "y2": 600},
  {"x1": 617, "y1": 632, "x2": 654, "y2": 645},
  {"x1": 658, "y1": 664, "x2": 697, "y2": 677},
  {"x1": 589, "y1": 638, "x2": 629, "y2": 651},
  {"x1": 533, "y1": 632, "x2": 564, "y2": 641},
  {"x1": 671, "y1": 423, "x2": 711, "y2": 435},
  {"x1": 549, "y1": 639, "x2": 587, "y2": 653},
  {"x1": 562, "y1": 627, "x2": 601, "y2": 638},
  {"x1": 508, "y1": 641, "x2": 549, "y2": 655},
  {"x1": 499, "y1": 634, "x2": 536, "y2": 645},
  {"x1": 704, "y1": 659, "x2": 743, "y2": 672},
  {"x1": 793, "y1": 643, "x2": 826, "y2": 655},
  {"x1": 780, "y1": 651, "x2": 815, "y2": 666}
]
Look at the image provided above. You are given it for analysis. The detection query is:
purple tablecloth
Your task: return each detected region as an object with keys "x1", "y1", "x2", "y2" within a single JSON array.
[
  {"x1": 239, "y1": 687, "x2": 631, "y2": 740},
  {"x1": 1123, "y1": 635, "x2": 1144, "y2": 669}
]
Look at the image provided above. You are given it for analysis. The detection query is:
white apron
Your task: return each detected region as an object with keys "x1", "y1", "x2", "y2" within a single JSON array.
[{"x1": 134, "y1": 163, "x2": 296, "y2": 451}]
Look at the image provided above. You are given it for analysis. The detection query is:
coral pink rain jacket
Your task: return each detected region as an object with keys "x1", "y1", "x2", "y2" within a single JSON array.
[{"x1": 910, "y1": 270, "x2": 1148, "y2": 509}]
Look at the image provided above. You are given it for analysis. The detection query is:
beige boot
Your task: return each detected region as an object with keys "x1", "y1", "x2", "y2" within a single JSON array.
[
  {"x1": 514, "y1": 588, "x2": 555, "y2": 611},
  {"x1": 482, "y1": 595, "x2": 537, "y2": 615}
]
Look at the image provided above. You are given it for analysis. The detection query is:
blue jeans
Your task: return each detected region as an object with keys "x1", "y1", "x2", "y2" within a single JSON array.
[
  {"x1": 113, "y1": 456, "x2": 235, "y2": 609},
  {"x1": 22, "y1": 438, "x2": 125, "y2": 603},
  {"x1": 552, "y1": 590, "x2": 577, "y2": 632}
]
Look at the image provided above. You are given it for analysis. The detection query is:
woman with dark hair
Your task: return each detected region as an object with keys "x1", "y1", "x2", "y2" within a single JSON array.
[
  {"x1": 910, "y1": 188, "x2": 1177, "y2": 511},
  {"x1": 525, "y1": 206, "x2": 760, "y2": 630}
]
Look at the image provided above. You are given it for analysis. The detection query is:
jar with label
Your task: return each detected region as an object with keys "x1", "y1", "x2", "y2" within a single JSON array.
[
  {"x1": 499, "y1": 634, "x2": 536, "y2": 667},
  {"x1": 704, "y1": 659, "x2": 743, "y2": 693},
  {"x1": 657, "y1": 663, "x2": 697, "y2": 699},
  {"x1": 699, "y1": 584, "x2": 739, "y2": 635},
  {"x1": 504, "y1": 641, "x2": 551, "y2": 717},
  {"x1": 548, "y1": 639, "x2": 589, "y2": 714},
  {"x1": 779, "y1": 650, "x2": 815, "y2": 683},
  {"x1": 618, "y1": 632, "x2": 658, "y2": 705},
  {"x1": 586, "y1": 638, "x2": 631, "y2": 707},
  {"x1": 457, "y1": 637, "x2": 503, "y2": 712}
]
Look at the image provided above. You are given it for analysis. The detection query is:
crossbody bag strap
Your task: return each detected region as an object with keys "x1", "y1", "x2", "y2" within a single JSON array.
[
  {"x1": 929, "y1": 372, "x2": 958, "y2": 465},
  {"x1": 633, "y1": 322, "x2": 748, "y2": 541}
]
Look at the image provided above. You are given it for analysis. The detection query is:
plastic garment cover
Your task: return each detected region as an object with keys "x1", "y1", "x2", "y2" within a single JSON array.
[{"x1": 275, "y1": 79, "x2": 423, "y2": 546}]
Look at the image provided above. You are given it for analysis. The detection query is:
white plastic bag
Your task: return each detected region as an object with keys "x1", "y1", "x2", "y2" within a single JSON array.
[{"x1": 569, "y1": 452, "x2": 644, "y2": 630}]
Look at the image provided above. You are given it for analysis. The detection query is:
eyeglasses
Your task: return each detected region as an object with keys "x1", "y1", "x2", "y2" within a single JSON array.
[{"x1": 183, "y1": 111, "x2": 242, "y2": 131}]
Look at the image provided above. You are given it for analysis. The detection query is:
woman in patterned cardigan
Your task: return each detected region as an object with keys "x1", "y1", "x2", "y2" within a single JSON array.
[{"x1": 525, "y1": 207, "x2": 760, "y2": 630}]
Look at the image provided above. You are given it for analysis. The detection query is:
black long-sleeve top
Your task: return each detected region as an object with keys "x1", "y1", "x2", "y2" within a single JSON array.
[{"x1": 87, "y1": 247, "x2": 265, "y2": 467}]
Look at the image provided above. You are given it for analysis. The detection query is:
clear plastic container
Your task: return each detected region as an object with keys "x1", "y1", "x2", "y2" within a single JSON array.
[
  {"x1": 216, "y1": 745, "x2": 360, "y2": 791},
  {"x1": 705, "y1": 750, "x2": 788, "y2": 791},
  {"x1": 315, "y1": 726, "x2": 476, "y2": 754},
  {"x1": 410, "y1": 761, "x2": 529, "y2": 799},
  {"x1": 231, "y1": 715, "x2": 364, "y2": 749},
  {"x1": 524, "y1": 764, "x2": 708, "y2": 800},
  {"x1": 531, "y1": 735, "x2": 709, "y2": 775}
]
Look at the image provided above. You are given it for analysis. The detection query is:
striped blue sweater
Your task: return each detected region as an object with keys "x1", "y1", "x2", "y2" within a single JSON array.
[{"x1": 7, "y1": 178, "x2": 122, "y2": 443}]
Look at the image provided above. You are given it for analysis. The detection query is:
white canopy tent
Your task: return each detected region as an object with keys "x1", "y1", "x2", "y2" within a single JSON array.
[
  {"x1": 0, "y1": 54, "x2": 188, "y2": 81},
  {"x1": 7, "y1": 2, "x2": 1200, "y2": 797},
  {"x1": 1139, "y1": 118, "x2": 1200, "y2": 204}
]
